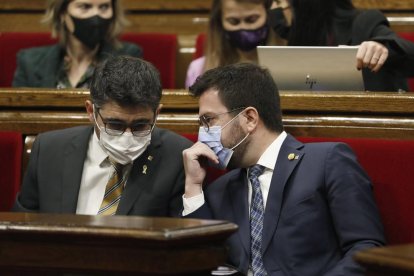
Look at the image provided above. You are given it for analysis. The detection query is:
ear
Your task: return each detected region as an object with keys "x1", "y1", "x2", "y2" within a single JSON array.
[
  {"x1": 85, "y1": 100, "x2": 95, "y2": 123},
  {"x1": 242, "y1": 107, "x2": 259, "y2": 133},
  {"x1": 155, "y1": 104, "x2": 163, "y2": 117}
]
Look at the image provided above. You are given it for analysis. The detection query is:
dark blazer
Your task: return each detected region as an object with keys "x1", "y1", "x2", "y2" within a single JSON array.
[
  {"x1": 187, "y1": 135, "x2": 385, "y2": 275},
  {"x1": 12, "y1": 41, "x2": 142, "y2": 88},
  {"x1": 12, "y1": 125, "x2": 192, "y2": 217},
  {"x1": 269, "y1": 8, "x2": 414, "y2": 92}
]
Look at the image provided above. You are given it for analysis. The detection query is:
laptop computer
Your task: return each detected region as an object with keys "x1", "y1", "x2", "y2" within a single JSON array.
[{"x1": 257, "y1": 46, "x2": 365, "y2": 91}]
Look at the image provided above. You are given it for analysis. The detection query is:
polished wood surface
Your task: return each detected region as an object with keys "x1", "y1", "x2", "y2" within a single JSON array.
[
  {"x1": 1, "y1": 88, "x2": 414, "y2": 140},
  {"x1": 0, "y1": 212, "x2": 238, "y2": 274},
  {"x1": 354, "y1": 243, "x2": 414, "y2": 276}
]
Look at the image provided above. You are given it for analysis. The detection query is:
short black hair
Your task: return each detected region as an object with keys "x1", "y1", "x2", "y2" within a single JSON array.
[
  {"x1": 189, "y1": 63, "x2": 283, "y2": 133},
  {"x1": 90, "y1": 56, "x2": 162, "y2": 111}
]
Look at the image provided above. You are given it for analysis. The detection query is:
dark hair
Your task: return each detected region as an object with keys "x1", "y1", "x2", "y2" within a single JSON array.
[
  {"x1": 288, "y1": 0, "x2": 355, "y2": 46},
  {"x1": 90, "y1": 56, "x2": 162, "y2": 111},
  {"x1": 189, "y1": 63, "x2": 283, "y2": 133}
]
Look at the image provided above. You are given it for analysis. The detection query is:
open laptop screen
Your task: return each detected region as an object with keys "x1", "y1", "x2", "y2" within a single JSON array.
[{"x1": 257, "y1": 46, "x2": 365, "y2": 91}]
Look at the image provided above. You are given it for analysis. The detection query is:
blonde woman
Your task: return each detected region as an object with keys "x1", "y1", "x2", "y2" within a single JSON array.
[{"x1": 13, "y1": 0, "x2": 141, "y2": 88}]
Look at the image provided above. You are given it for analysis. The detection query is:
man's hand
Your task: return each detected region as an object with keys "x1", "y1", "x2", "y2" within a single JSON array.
[
  {"x1": 356, "y1": 41, "x2": 389, "y2": 73},
  {"x1": 182, "y1": 142, "x2": 218, "y2": 198}
]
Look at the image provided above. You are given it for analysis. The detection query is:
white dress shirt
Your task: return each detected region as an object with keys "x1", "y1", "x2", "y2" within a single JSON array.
[
  {"x1": 76, "y1": 131, "x2": 131, "y2": 215},
  {"x1": 183, "y1": 131, "x2": 288, "y2": 215}
]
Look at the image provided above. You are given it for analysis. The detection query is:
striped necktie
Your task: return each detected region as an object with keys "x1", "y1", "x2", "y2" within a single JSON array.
[
  {"x1": 249, "y1": 164, "x2": 267, "y2": 276},
  {"x1": 98, "y1": 160, "x2": 125, "y2": 215}
]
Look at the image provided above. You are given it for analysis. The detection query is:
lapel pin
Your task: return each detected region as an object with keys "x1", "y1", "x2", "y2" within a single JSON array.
[
  {"x1": 295, "y1": 155, "x2": 299, "y2": 160},
  {"x1": 288, "y1": 153, "x2": 295, "y2": 161},
  {"x1": 148, "y1": 155, "x2": 153, "y2": 161},
  {"x1": 142, "y1": 165, "x2": 148, "y2": 174}
]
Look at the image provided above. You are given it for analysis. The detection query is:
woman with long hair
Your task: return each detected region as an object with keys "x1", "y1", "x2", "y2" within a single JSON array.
[
  {"x1": 13, "y1": 0, "x2": 142, "y2": 88},
  {"x1": 269, "y1": 0, "x2": 414, "y2": 91}
]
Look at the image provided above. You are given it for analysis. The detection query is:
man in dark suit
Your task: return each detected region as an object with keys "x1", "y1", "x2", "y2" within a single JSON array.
[
  {"x1": 182, "y1": 63, "x2": 385, "y2": 275},
  {"x1": 13, "y1": 56, "x2": 192, "y2": 217}
]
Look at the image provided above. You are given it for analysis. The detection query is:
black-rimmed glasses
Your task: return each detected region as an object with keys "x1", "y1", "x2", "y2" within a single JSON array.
[
  {"x1": 95, "y1": 108, "x2": 155, "y2": 137},
  {"x1": 199, "y1": 107, "x2": 245, "y2": 133}
]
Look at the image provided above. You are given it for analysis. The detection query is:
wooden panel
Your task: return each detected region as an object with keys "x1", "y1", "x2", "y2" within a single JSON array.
[
  {"x1": 354, "y1": 243, "x2": 414, "y2": 276},
  {"x1": 0, "y1": 212, "x2": 238, "y2": 274}
]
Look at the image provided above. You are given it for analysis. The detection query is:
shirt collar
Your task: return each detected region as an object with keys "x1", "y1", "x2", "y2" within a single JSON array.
[
  {"x1": 256, "y1": 131, "x2": 287, "y2": 171},
  {"x1": 90, "y1": 130, "x2": 110, "y2": 167}
]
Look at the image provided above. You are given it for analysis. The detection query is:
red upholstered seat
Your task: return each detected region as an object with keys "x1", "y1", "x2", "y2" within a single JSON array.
[
  {"x1": 0, "y1": 32, "x2": 177, "y2": 88},
  {"x1": 121, "y1": 33, "x2": 177, "y2": 89},
  {"x1": 0, "y1": 131, "x2": 22, "y2": 211},
  {"x1": 398, "y1": 32, "x2": 414, "y2": 92},
  {"x1": 0, "y1": 32, "x2": 57, "y2": 88},
  {"x1": 297, "y1": 137, "x2": 414, "y2": 245}
]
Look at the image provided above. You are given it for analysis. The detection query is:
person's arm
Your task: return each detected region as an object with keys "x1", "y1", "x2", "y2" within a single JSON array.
[
  {"x1": 322, "y1": 143, "x2": 385, "y2": 275},
  {"x1": 12, "y1": 50, "x2": 30, "y2": 87}
]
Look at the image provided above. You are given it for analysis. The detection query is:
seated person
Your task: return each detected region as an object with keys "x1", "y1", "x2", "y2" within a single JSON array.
[
  {"x1": 13, "y1": 0, "x2": 141, "y2": 88},
  {"x1": 182, "y1": 63, "x2": 385, "y2": 275},
  {"x1": 269, "y1": 0, "x2": 414, "y2": 92},
  {"x1": 185, "y1": 0, "x2": 283, "y2": 88},
  {"x1": 12, "y1": 56, "x2": 192, "y2": 217}
]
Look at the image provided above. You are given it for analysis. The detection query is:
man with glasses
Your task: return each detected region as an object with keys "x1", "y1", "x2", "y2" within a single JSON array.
[
  {"x1": 182, "y1": 63, "x2": 385, "y2": 275},
  {"x1": 13, "y1": 56, "x2": 192, "y2": 217}
]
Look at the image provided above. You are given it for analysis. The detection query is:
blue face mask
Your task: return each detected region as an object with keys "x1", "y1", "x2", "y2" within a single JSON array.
[{"x1": 198, "y1": 113, "x2": 249, "y2": 169}]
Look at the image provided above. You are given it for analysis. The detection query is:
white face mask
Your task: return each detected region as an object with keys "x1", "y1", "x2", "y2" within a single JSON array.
[{"x1": 93, "y1": 107, "x2": 152, "y2": 165}]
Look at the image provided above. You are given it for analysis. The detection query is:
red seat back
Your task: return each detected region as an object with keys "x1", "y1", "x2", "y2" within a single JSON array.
[
  {"x1": 194, "y1": 33, "x2": 206, "y2": 59},
  {"x1": 121, "y1": 33, "x2": 177, "y2": 89},
  {"x1": 0, "y1": 131, "x2": 22, "y2": 211},
  {"x1": 0, "y1": 32, "x2": 57, "y2": 87},
  {"x1": 298, "y1": 137, "x2": 414, "y2": 245}
]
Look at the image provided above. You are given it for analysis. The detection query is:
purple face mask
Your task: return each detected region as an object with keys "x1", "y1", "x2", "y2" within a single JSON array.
[{"x1": 225, "y1": 24, "x2": 269, "y2": 52}]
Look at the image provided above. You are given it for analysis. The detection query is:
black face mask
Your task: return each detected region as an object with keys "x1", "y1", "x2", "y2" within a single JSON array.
[
  {"x1": 70, "y1": 15, "x2": 112, "y2": 49},
  {"x1": 225, "y1": 24, "x2": 269, "y2": 52}
]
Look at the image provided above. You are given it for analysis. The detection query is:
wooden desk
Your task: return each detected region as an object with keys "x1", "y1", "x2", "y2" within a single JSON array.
[
  {"x1": 354, "y1": 244, "x2": 414, "y2": 276},
  {"x1": 0, "y1": 212, "x2": 238, "y2": 275}
]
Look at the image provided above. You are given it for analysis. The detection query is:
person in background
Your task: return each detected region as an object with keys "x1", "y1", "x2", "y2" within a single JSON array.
[
  {"x1": 269, "y1": 0, "x2": 414, "y2": 92},
  {"x1": 13, "y1": 0, "x2": 142, "y2": 88},
  {"x1": 13, "y1": 56, "x2": 192, "y2": 217},
  {"x1": 185, "y1": 0, "x2": 283, "y2": 88},
  {"x1": 182, "y1": 63, "x2": 385, "y2": 275}
]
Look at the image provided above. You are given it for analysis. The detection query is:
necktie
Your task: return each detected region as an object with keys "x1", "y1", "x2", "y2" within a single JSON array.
[
  {"x1": 249, "y1": 164, "x2": 267, "y2": 276},
  {"x1": 98, "y1": 160, "x2": 125, "y2": 215}
]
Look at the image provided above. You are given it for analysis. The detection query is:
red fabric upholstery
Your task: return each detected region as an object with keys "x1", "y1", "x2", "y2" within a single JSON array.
[
  {"x1": 297, "y1": 137, "x2": 414, "y2": 245},
  {"x1": 121, "y1": 33, "x2": 177, "y2": 89},
  {"x1": 182, "y1": 133, "x2": 414, "y2": 245},
  {"x1": 0, "y1": 32, "x2": 177, "y2": 88},
  {"x1": 193, "y1": 33, "x2": 206, "y2": 59},
  {"x1": 0, "y1": 32, "x2": 57, "y2": 87},
  {"x1": 0, "y1": 132, "x2": 22, "y2": 211},
  {"x1": 398, "y1": 32, "x2": 414, "y2": 92}
]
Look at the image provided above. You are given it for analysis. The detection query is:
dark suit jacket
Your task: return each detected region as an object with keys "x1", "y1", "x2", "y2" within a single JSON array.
[
  {"x1": 187, "y1": 135, "x2": 385, "y2": 275},
  {"x1": 13, "y1": 126, "x2": 192, "y2": 217},
  {"x1": 12, "y1": 41, "x2": 142, "y2": 88}
]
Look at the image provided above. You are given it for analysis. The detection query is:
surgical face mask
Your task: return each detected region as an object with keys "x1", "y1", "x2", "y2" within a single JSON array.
[
  {"x1": 225, "y1": 24, "x2": 269, "y2": 52},
  {"x1": 70, "y1": 15, "x2": 112, "y2": 49},
  {"x1": 198, "y1": 112, "x2": 249, "y2": 169},
  {"x1": 93, "y1": 110, "x2": 152, "y2": 165}
]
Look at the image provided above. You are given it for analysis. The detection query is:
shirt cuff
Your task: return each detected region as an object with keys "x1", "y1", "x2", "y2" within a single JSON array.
[{"x1": 182, "y1": 192, "x2": 205, "y2": 216}]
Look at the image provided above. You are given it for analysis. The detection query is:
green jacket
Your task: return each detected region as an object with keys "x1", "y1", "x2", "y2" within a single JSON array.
[{"x1": 12, "y1": 41, "x2": 142, "y2": 88}]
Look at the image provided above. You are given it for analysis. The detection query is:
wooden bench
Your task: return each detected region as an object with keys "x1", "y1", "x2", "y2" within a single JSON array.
[{"x1": 1, "y1": 88, "x2": 414, "y2": 245}]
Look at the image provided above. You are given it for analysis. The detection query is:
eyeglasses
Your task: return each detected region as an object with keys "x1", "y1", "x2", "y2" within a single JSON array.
[
  {"x1": 95, "y1": 108, "x2": 155, "y2": 137},
  {"x1": 199, "y1": 107, "x2": 245, "y2": 133}
]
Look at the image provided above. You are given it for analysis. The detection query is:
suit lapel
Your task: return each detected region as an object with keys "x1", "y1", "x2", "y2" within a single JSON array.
[
  {"x1": 116, "y1": 128, "x2": 162, "y2": 215},
  {"x1": 60, "y1": 126, "x2": 93, "y2": 213},
  {"x1": 262, "y1": 135, "x2": 304, "y2": 254},
  {"x1": 228, "y1": 169, "x2": 250, "y2": 257}
]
